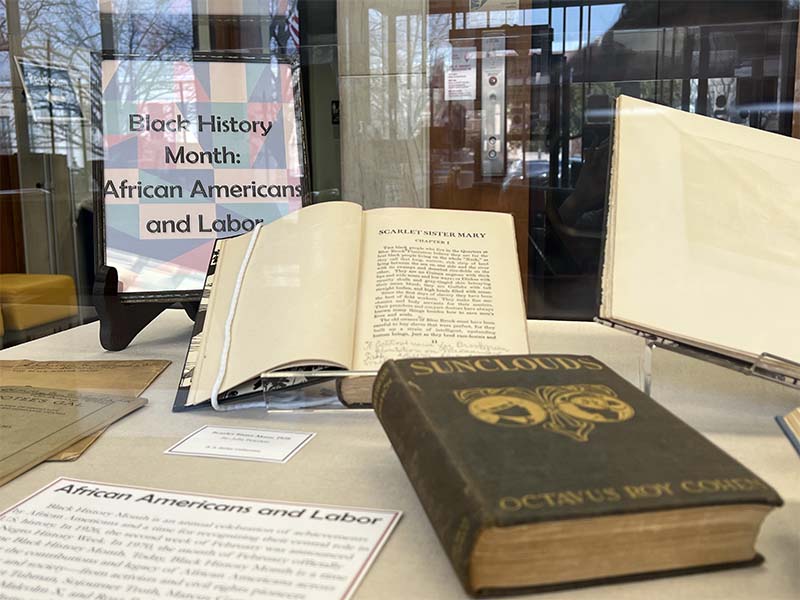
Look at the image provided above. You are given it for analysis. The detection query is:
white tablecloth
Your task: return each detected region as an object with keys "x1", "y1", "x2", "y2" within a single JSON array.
[{"x1": 1, "y1": 309, "x2": 798, "y2": 599}]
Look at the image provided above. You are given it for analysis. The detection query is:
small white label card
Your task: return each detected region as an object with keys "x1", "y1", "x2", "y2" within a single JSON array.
[
  {"x1": 0, "y1": 478, "x2": 402, "y2": 600},
  {"x1": 445, "y1": 46, "x2": 477, "y2": 101},
  {"x1": 165, "y1": 425, "x2": 315, "y2": 463}
]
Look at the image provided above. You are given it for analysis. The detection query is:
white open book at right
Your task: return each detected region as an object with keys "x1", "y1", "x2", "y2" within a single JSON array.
[{"x1": 601, "y1": 95, "x2": 800, "y2": 383}]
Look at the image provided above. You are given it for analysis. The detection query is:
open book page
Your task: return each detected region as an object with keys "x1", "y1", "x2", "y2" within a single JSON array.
[
  {"x1": 186, "y1": 202, "x2": 363, "y2": 406},
  {"x1": 602, "y1": 95, "x2": 800, "y2": 364},
  {"x1": 352, "y1": 207, "x2": 530, "y2": 372}
]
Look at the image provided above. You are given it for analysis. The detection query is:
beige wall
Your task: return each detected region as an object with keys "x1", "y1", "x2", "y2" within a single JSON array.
[{"x1": 337, "y1": 0, "x2": 429, "y2": 209}]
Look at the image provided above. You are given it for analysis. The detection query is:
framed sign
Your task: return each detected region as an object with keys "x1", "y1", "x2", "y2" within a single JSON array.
[
  {"x1": 16, "y1": 57, "x2": 83, "y2": 122},
  {"x1": 96, "y1": 54, "x2": 308, "y2": 301}
]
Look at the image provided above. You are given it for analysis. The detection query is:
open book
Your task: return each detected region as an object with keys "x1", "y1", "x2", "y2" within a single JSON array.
[
  {"x1": 601, "y1": 96, "x2": 800, "y2": 382},
  {"x1": 174, "y1": 202, "x2": 529, "y2": 410}
]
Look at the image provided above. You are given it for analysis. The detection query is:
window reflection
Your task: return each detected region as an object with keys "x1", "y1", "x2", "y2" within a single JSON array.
[
  {"x1": 426, "y1": 1, "x2": 798, "y2": 319},
  {"x1": 0, "y1": 0, "x2": 797, "y2": 348}
]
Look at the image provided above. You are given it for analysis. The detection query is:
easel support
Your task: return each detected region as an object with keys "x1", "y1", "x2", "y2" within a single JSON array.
[
  {"x1": 640, "y1": 339, "x2": 656, "y2": 396},
  {"x1": 597, "y1": 318, "x2": 800, "y2": 395},
  {"x1": 93, "y1": 266, "x2": 197, "y2": 351}
]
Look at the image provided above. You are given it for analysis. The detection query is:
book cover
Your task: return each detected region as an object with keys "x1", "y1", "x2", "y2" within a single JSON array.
[{"x1": 373, "y1": 354, "x2": 782, "y2": 594}]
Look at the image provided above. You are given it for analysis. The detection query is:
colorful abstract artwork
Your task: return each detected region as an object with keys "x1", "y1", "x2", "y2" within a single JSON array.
[{"x1": 102, "y1": 58, "x2": 305, "y2": 294}]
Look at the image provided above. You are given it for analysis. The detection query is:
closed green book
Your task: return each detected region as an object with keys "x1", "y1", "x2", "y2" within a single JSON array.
[{"x1": 373, "y1": 355, "x2": 782, "y2": 595}]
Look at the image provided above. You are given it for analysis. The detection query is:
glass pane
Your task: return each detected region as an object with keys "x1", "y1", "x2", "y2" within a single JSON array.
[{"x1": 0, "y1": 0, "x2": 798, "y2": 347}]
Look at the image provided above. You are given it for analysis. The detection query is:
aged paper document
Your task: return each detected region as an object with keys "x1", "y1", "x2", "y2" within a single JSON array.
[
  {"x1": 0, "y1": 359, "x2": 169, "y2": 460},
  {"x1": 0, "y1": 387, "x2": 147, "y2": 486},
  {"x1": 0, "y1": 359, "x2": 169, "y2": 395}
]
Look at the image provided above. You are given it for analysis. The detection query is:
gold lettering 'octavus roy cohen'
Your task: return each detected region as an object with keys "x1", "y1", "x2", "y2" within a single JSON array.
[
  {"x1": 408, "y1": 355, "x2": 603, "y2": 377},
  {"x1": 497, "y1": 477, "x2": 772, "y2": 512}
]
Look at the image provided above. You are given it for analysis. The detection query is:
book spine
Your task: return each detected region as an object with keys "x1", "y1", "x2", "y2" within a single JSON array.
[{"x1": 373, "y1": 361, "x2": 487, "y2": 593}]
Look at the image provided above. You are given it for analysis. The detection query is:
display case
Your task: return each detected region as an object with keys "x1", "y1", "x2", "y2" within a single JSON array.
[{"x1": 0, "y1": 3, "x2": 798, "y2": 599}]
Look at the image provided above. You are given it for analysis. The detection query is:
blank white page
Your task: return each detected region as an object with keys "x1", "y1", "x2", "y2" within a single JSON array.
[
  {"x1": 188, "y1": 201, "x2": 364, "y2": 406},
  {"x1": 601, "y1": 96, "x2": 800, "y2": 365}
]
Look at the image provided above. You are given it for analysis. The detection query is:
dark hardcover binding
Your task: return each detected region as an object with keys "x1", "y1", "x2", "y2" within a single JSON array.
[{"x1": 373, "y1": 354, "x2": 782, "y2": 595}]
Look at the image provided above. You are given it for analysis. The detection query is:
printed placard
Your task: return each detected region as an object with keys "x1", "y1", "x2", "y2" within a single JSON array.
[
  {"x1": 445, "y1": 47, "x2": 477, "y2": 102},
  {"x1": 0, "y1": 478, "x2": 401, "y2": 600},
  {"x1": 101, "y1": 58, "x2": 306, "y2": 294},
  {"x1": 165, "y1": 425, "x2": 315, "y2": 463}
]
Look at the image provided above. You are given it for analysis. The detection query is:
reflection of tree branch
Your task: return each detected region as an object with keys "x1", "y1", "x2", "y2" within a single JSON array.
[
  {"x1": 6, "y1": 0, "x2": 195, "y2": 162},
  {"x1": 21, "y1": 2, "x2": 48, "y2": 40}
]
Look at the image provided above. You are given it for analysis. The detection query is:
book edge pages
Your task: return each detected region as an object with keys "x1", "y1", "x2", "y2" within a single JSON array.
[
  {"x1": 505, "y1": 210, "x2": 531, "y2": 353},
  {"x1": 598, "y1": 94, "x2": 624, "y2": 321},
  {"x1": 336, "y1": 374, "x2": 377, "y2": 407},
  {"x1": 469, "y1": 503, "x2": 774, "y2": 594},
  {"x1": 189, "y1": 232, "x2": 237, "y2": 407},
  {"x1": 776, "y1": 409, "x2": 800, "y2": 456},
  {"x1": 174, "y1": 237, "x2": 225, "y2": 411}
]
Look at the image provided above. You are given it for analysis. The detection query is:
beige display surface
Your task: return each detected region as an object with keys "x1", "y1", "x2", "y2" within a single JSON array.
[
  {"x1": 602, "y1": 96, "x2": 800, "y2": 366},
  {"x1": 0, "y1": 312, "x2": 797, "y2": 599}
]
